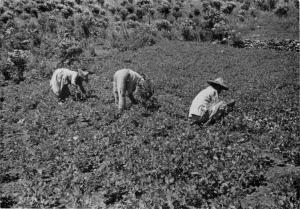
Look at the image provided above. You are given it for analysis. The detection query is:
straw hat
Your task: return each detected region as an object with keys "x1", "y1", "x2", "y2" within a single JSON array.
[{"x1": 207, "y1": 77, "x2": 229, "y2": 90}]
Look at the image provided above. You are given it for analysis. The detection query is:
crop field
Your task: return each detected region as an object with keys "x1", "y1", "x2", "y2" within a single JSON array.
[
  {"x1": 1, "y1": 0, "x2": 300, "y2": 208},
  {"x1": 1, "y1": 40, "x2": 299, "y2": 208}
]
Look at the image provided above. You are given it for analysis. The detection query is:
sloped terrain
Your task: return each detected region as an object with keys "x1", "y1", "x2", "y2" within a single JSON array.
[
  {"x1": 1, "y1": 41, "x2": 299, "y2": 208},
  {"x1": 1, "y1": 0, "x2": 299, "y2": 208}
]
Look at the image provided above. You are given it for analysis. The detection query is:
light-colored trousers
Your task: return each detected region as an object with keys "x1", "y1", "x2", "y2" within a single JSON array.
[{"x1": 189, "y1": 101, "x2": 231, "y2": 125}]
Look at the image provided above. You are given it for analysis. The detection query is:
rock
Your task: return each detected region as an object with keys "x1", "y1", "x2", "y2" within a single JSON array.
[{"x1": 230, "y1": 38, "x2": 300, "y2": 52}]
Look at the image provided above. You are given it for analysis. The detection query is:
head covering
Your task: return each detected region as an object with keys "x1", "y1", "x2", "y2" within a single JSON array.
[{"x1": 207, "y1": 77, "x2": 229, "y2": 90}]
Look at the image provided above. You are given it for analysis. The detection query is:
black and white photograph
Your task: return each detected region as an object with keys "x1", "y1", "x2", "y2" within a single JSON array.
[{"x1": 0, "y1": 0, "x2": 299, "y2": 208}]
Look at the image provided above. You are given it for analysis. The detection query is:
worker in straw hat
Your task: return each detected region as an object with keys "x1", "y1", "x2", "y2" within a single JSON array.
[{"x1": 188, "y1": 77, "x2": 235, "y2": 125}]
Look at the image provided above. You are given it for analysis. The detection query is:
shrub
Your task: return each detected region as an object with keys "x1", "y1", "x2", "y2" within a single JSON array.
[
  {"x1": 109, "y1": 6, "x2": 116, "y2": 15},
  {"x1": 6, "y1": 28, "x2": 33, "y2": 50},
  {"x1": 31, "y1": 31, "x2": 41, "y2": 47},
  {"x1": 74, "y1": 14, "x2": 96, "y2": 38},
  {"x1": 91, "y1": 6, "x2": 101, "y2": 16},
  {"x1": 295, "y1": 0, "x2": 299, "y2": 8},
  {"x1": 254, "y1": 0, "x2": 268, "y2": 10},
  {"x1": 136, "y1": 77, "x2": 154, "y2": 102},
  {"x1": 31, "y1": 8, "x2": 38, "y2": 18},
  {"x1": 203, "y1": 8, "x2": 226, "y2": 29},
  {"x1": 172, "y1": 9, "x2": 182, "y2": 20},
  {"x1": 135, "y1": 7, "x2": 145, "y2": 19},
  {"x1": 0, "y1": 6, "x2": 5, "y2": 15},
  {"x1": 135, "y1": 0, "x2": 154, "y2": 24},
  {"x1": 14, "y1": 5, "x2": 23, "y2": 15},
  {"x1": 210, "y1": 0, "x2": 222, "y2": 10},
  {"x1": 0, "y1": 11, "x2": 13, "y2": 24},
  {"x1": 23, "y1": 2, "x2": 34, "y2": 14},
  {"x1": 116, "y1": 6, "x2": 122, "y2": 14},
  {"x1": 58, "y1": 36, "x2": 83, "y2": 64},
  {"x1": 212, "y1": 22, "x2": 231, "y2": 41},
  {"x1": 230, "y1": 32, "x2": 244, "y2": 48},
  {"x1": 97, "y1": 0, "x2": 104, "y2": 6},
  {"x1": 119, "y1": 8, "x2": 129, "y2": 21},
  {"x1": 157, "y1": 3, "x2": 171, "y2": 19},
  {"x1": 61, "y1": 7, "x2": 73, "y2": 19},
  {"x1": 63, "y1": 0, "x2": 74, "y2": 7},
  {"x1": 274, "y1": 6, "x2": 289, "y2": 17},
  {"x1": 255, "y1": 0, "x2": 278, "y2": 11},
  {"x1": 222, "y1": 2, "x2": 236, "y2": 14},
  {"x1": 2, "y1": 50, "x2": 32, "y2": 83},
  {"x1": 181, "y1": 25, "x2": 196, "y2": 41},
  {"x1": 241, "y1": 1, "x2": 251, "y2": 10},
  {"x1": 126, "y1": 19, "x2": 140, "y2": 28},
  {"x1": 149, "y1": 8, "x2": 155, "y2": 17},
  {"x1": 202, "y1": 2, "x2": 210, "y2": 13},
  {"x1": 37, "y1": 15, "x2": 48, "y2": 32},
  {"x1": 120, "y1": 0, "x2": 128, "y2": 7},
  {"x1": 126, "y1": 4, "x2": 135, "y2": 13},
  {"x1": 155, "y1": 19, "x2": 172, "y2": 31},
  {"x1": 268, "y1": 0, "x2": 278, "y2": 10},
  {"x1": 238, "y1": 9, "x2": 246, "y2": 16},
  {"x1": 114, "y1": 16, "x2": 121, "y2": 22},
  {"x1": 127, "y1": 13, "x2": 138, "y2": 21},
  {"x1": 249, "y1": 7, "x2": 258, "y2": 17},
  {"x1": 37, "y1": 3, "x2": 53, "y2": 12},
  {"x1": 109, "y1": 24, "x2": 157, "y2": 51},
  {"x1": 194, "y1": 8, "x2": 201, "y2": 16},
  {"x1": 238, "y1": 15, "x2": 245, "y2": 22},
  {"x1": 20, "y1": 13, "x2": 31, "y2": 20},
  {"x1": 0, "y1": 62, "x2": 19, "y2": 82}
]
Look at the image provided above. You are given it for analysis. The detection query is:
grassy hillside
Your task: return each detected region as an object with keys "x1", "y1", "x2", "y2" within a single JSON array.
[
  {"x1": 1, "y1": 0, "x2": 299, "y2": 208},
  {"x1": 1, "y1": 40, "x2": 299, "y2": 208}
]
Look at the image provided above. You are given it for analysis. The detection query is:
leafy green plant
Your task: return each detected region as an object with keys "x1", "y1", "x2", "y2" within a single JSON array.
[
  {"x1": 274, "y1": 6, "x2": 289, "y2": 17},
  {"x1": 58, "y1": 36, "x2": 83, "y2": 65},
  {"x1": 155, "y1": 19, "x2": 172, "y2": 31}
]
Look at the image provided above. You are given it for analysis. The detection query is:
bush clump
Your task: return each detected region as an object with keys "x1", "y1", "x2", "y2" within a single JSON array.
[
  {"x1": 119, "y1": 8, "x2": 129, "y2": 21},
  {"x1": 210, "y1": 0, "x2": 222, "y2": 10},
  {"x1": 58, "y1": 36, "x2": 83, "y2": 65},
  {"x1": 241, "y1": 1, "x2": 251, "y2": 10},
  {"x1": 126, "y1": 4, "x2": 135, "y2": 14},
  {"x1": 109, "y1": 24, "x2": 157, "y2": 51},
  {"x1": 181, "y1": 20, "x2": 197, "y2": 41},
  {"x1": 172, "y1": 6, "x2": 182, "y2": 20},
  {"x1": 157, "y1": 2, "x2": 171, "y2": 19},
  {"x1": 155, "y1": 19, "x2": 172, "y2": 31},
  {"x1": 295, "y1": 0, "x2": 299, "y2": 8},
  {"x1": 127, "y1": 13, "x2": 138, "y2": 21},
  {"x1": 222, "y1": 2, "x2": 236, "y2": 14},
  {"x1": 255, "y1": 0, "x2": 278, "y2": 11},
  {"x1": 194, "y1": 8, "x2": 201, "y2": 16},
  {"x1": 1, "y1": 50, "x2": 31, "y2": 83},
  {"x1": 0, "y1": 11, "x2": 13, "y2": 24},
  {"x1": 274, "y1": 5, "x2": 289, "y2": 17}
]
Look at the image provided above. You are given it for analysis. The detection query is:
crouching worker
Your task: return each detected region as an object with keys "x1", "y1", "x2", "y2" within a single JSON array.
[
  {"x1": 113, "y1": 69, "x2": 154, "y2": 111},
  {"x1": 50, "y1": 68, "x2": 90, "y2": 102},
  {"x1": 188, "y1": 77, "x2": 235, "y2": 125}
]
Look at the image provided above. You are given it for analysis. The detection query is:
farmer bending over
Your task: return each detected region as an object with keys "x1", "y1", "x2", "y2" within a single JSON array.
[
  {"x1": 50, "y1": 68, "x2": 90, "y2": 103},
  {"x1": 113, "y1": 69, "x2": 154, "y2": 111},
  {"x1": 189, "y1": 77, "x2": 235, "y2": 125}
]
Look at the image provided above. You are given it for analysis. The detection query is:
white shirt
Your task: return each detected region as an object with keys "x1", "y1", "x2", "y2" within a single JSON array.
[
  {"x1": 113, "y1": 69, "x2": 144, "y2": 94},
  {"x1": 50, "y1": 68, "x2": 78, "y2": 96},
  {"x1": 189, "y1": 86, "x2": 219, "y2": 117}
]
